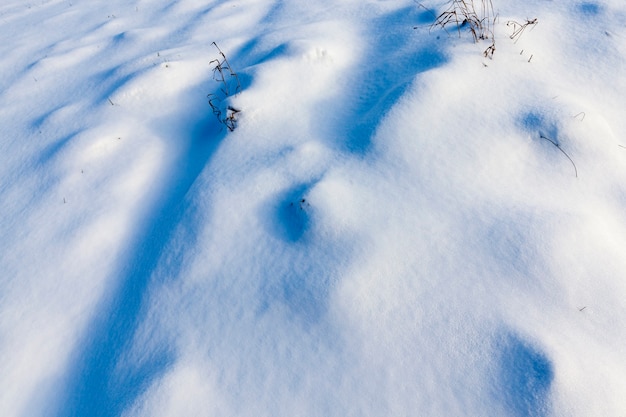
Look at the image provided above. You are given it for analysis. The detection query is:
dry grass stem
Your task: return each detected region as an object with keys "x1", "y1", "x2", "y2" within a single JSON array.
[
  {"x1": 431, "y1": 0, "x2": 497, "y2": 58},
  {"x1": 506, "y1": 18, "x2": 538, "y2": 43}
]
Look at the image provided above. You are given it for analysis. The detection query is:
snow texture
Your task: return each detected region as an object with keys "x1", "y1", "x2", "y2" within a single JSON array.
[{"x1": 1, "y1": 0, "x2": 626, "y2": 416}]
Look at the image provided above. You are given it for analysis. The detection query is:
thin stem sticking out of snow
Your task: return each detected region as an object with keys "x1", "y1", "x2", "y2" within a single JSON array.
[{"x1": 539, "y1": 134, "x2": 578, "y2": 178}]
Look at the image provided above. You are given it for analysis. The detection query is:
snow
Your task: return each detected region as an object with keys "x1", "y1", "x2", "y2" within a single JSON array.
[{"x1": 1, "y1": 0, "x2": 626, "y2": 416}]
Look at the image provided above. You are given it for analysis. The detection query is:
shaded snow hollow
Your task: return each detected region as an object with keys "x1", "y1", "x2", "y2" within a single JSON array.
[{"x1": 1, "y1": 0, "x2": 626, "y2": 416}]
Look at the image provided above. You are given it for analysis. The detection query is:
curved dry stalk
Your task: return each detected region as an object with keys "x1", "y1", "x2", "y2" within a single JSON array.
[{"x1": 540, "y1": 134, "x2": 578, "y2": 178}]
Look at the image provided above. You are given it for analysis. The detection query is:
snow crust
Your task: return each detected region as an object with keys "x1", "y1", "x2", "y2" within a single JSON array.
[{"x1": 1, "y1": 0, "x2": 626, "y2": 416}]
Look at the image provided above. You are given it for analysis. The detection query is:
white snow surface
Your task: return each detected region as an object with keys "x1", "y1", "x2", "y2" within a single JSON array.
[{"x1": 1, "y1": 0, "x2": 626, "y2": 416}]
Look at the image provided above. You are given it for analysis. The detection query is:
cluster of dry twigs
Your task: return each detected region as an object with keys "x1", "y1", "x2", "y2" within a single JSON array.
[
  {"x1": 417, "y1": 0, "x2": 539, "y2": 60},
  {"x1": 431, "y1": 0, "x2": 497, "y2": 58},
  {"x1": 207, "y1": 42, "x2": 241, "y2": 132}
]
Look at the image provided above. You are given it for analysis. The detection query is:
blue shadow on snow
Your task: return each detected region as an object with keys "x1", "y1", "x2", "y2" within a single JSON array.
[
  {"x1": 494, "y1": 332, "x2": 554, "y2": 417},
  {"x1": 520, "y1": 112, "x2": 560, "y2": 144},
  {"x1": 578, "y1": 2, "x2": 602, "y2": 16},
  {"x1": 342, "y1": 6, "x2": 447, "y2": 154},
  {"x1": 55, "y1": 93, "x2": 229, "y2": 417},
  {"x1": 265, "y1": 181, "x2": 318, "y2": 243},
  {"x1": 258, "y1": 180, "x2": 337, "y2": 325}
]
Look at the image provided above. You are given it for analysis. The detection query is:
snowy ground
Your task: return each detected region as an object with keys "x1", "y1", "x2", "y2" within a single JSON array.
[{"x1": 1, "y1": 0, "x2": 626, "y2": 416}]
